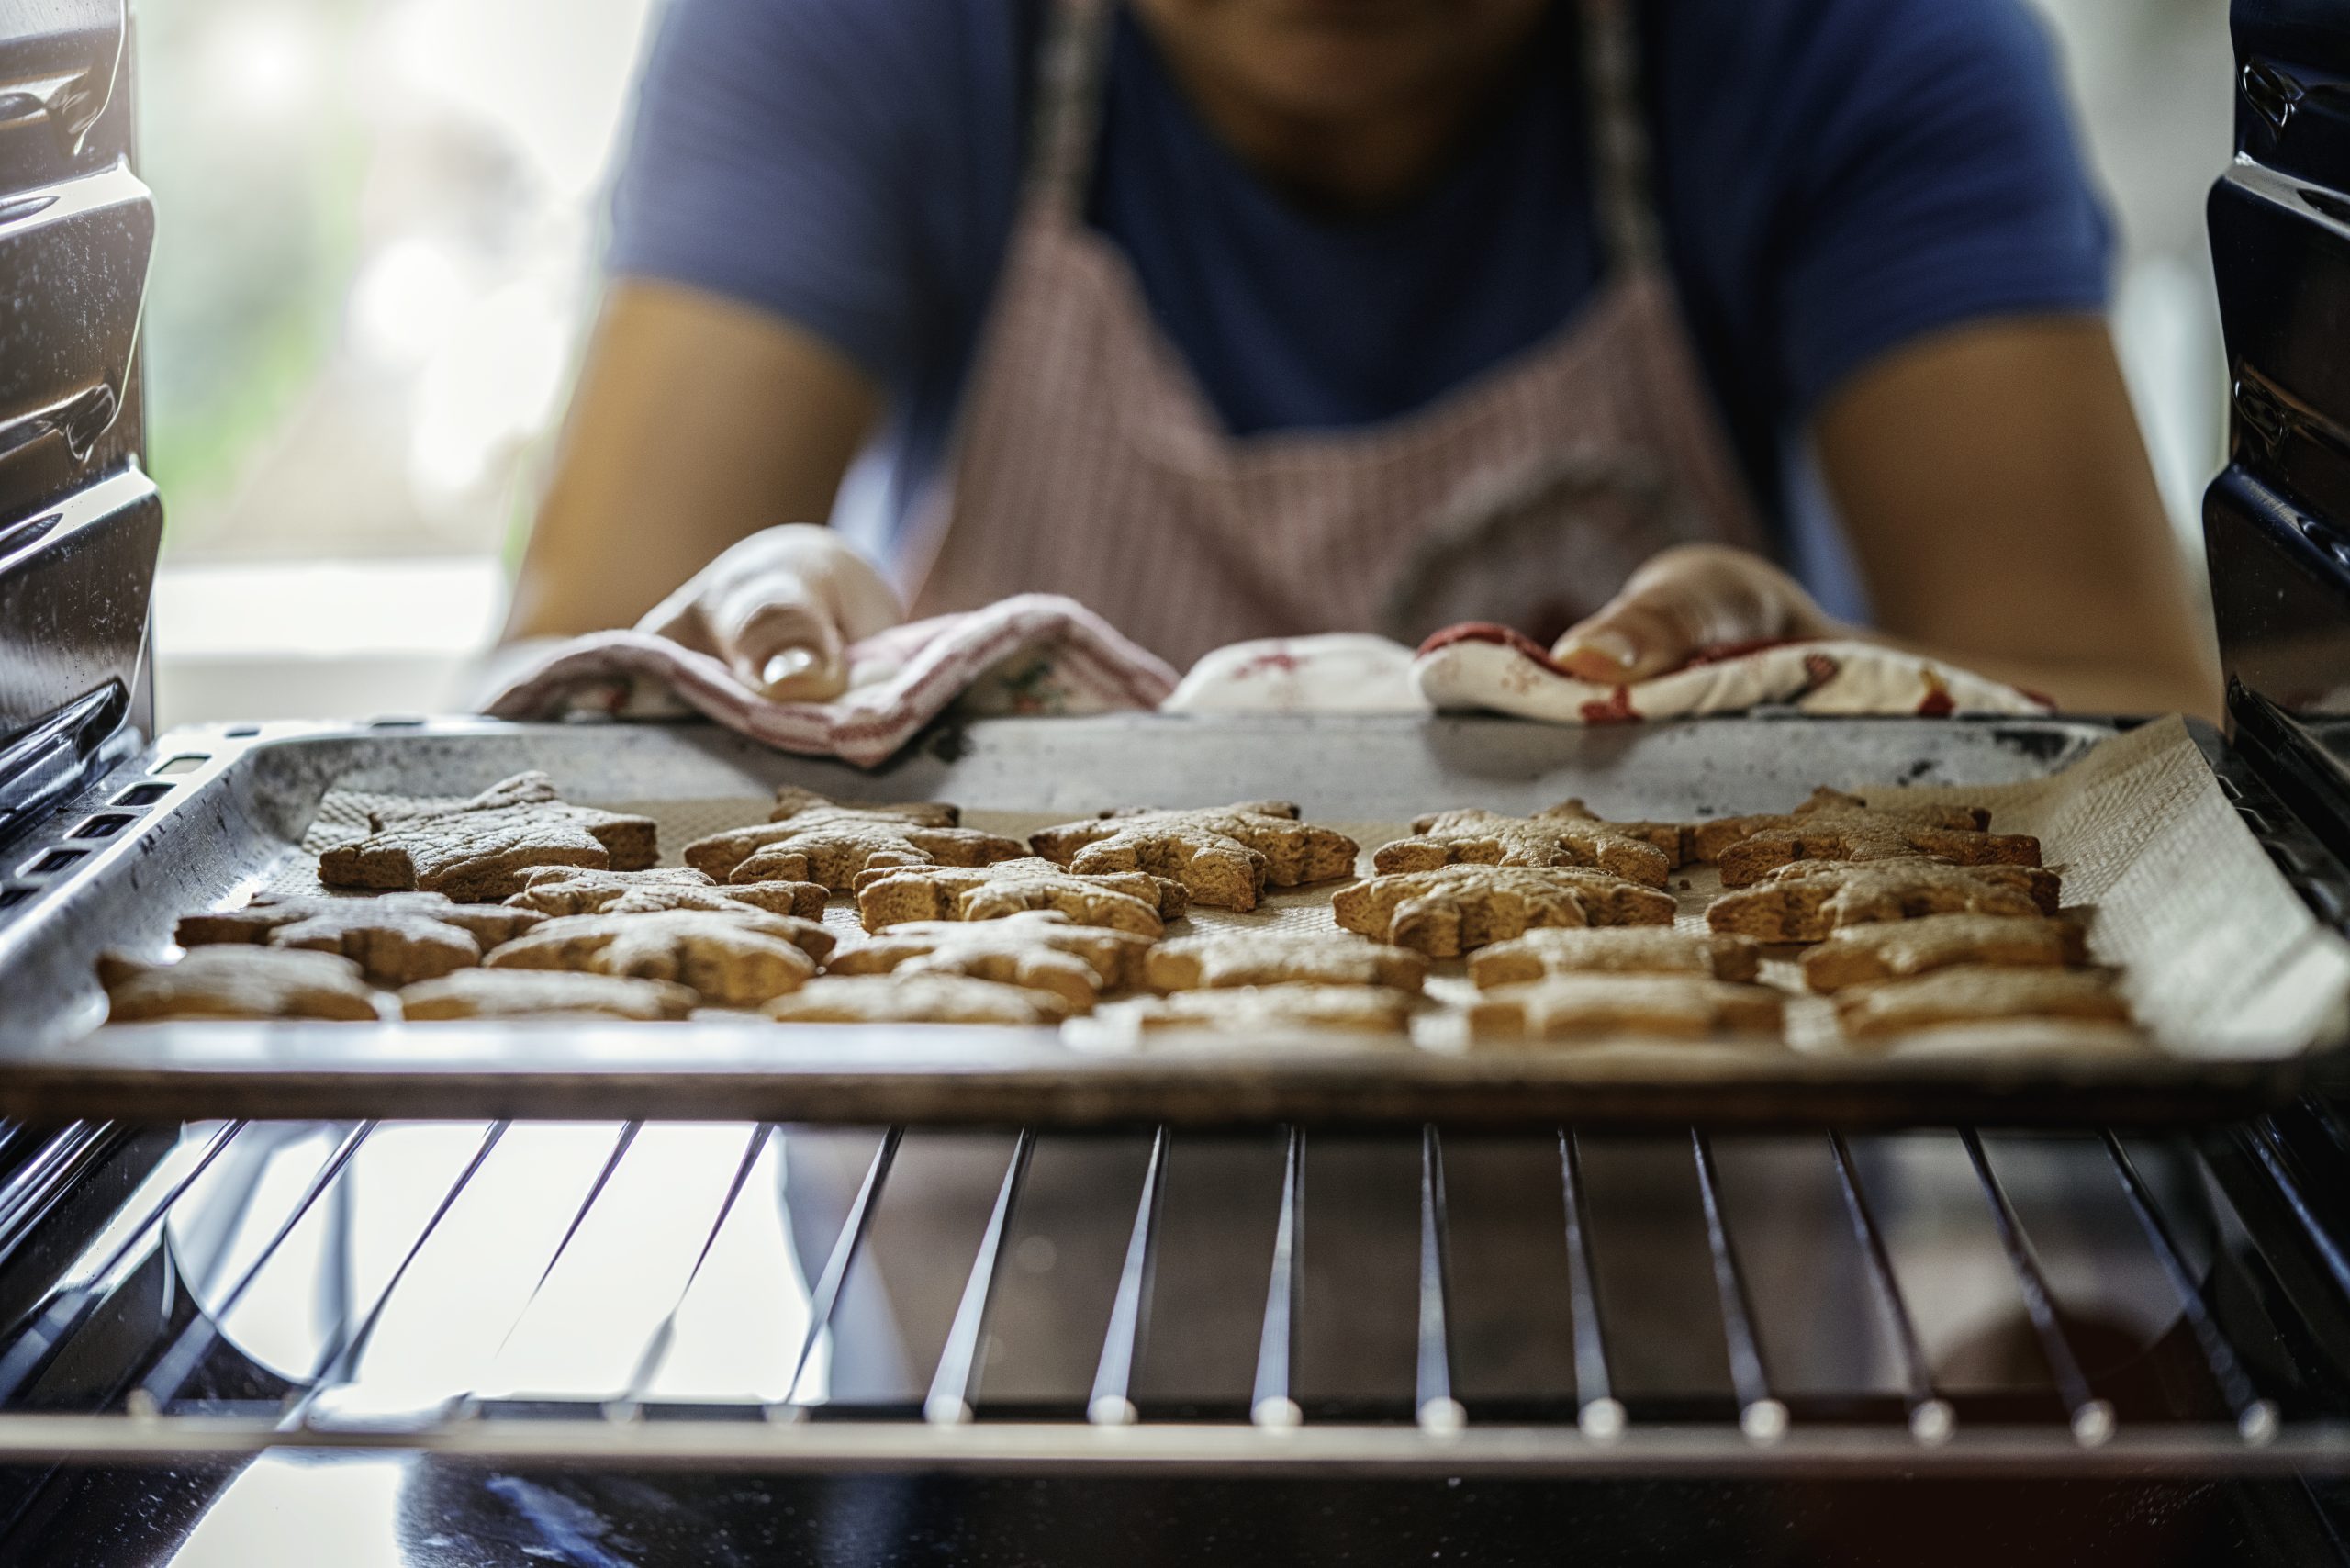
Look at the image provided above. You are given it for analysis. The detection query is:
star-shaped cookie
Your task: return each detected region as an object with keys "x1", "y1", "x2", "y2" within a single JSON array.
[
  {"x1": 1833, "y1": 965, "x2": 2131, "y2": 1041},
  {"x1": 855, "y1": 857, "x2": 1188, "y2": 935},
  {"x1": 1373, "y1": 801, "x2": 1677, "y2": 888},
  {"x1": 399, "y1": 969, "x2": 699, "y2": 1020},
  {"x1": 482, "y1": 908, "x2": 836, "y2": 1008},
  {"x1": 503, "y1": 866, "x2": 826, "y2": 921},
  {"x1": 1102, "y1": 983, "x2": 1416, "y2": 1035},
  {"x1": 763, "y1": 974, "x2": 1070, "y2": 1025},
  {"x1": 1467, "y1": 928, "x2": 1761, "y2": 988},
  {"x1": 823, "y1": 911, "x2": 1151, "y2": 1011},
  {"x1": 1332, "y1": 865, "x2": 1674, "y2": 958},
  {"x1": 1690, "y1": 788, "x2": 2039, "y2": 886},
  {"x1": 1800, "y1": 913, "x2": 2086, "y2": 993},
  {"x1": 1029, "y1": 801, "x2": 1358, "y2": 911},
  {"x1": 684, "y1": 787, "x2": 1025, "y2": 890},
  {"x1": 1144, "y1": 930, "x2": 1427, "y2": 993},
  {"x1": 1706, "y1": 858, "x2": 2061, "y2": 943},
  {"x1": 1466, "y1": 975, "x2": 1785, "y2": 1043},
  {"x1": 175, "y1": 891, "x2": 545, "y2": 986},
  {"x1": 99, "y1": 947, "x2": 386, "y2": 1023},
  {"x1": 318, "y1": 772, "x2": 657, "y2": 902}
]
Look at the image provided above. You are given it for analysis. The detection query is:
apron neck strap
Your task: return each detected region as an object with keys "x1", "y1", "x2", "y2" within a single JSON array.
[
  {"x1": 1029, "y1": 0, "x2": 1664, "y2": 273},
  {"x1": 1029, "y1": 0, "x2": 1114, "y2": 221},
  {"x1": 1577, "y1": 0, "x2": 1664, "y2": 273}
]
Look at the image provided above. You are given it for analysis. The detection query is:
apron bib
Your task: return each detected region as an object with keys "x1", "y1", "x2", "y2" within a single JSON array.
[{"x1": 908, "y1": 0, "x2": 1762, "y2": 670}]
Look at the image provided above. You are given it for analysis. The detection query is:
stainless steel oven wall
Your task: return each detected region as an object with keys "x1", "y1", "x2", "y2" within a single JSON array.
[{"x1": 0, "y1": 0, "x2": 159, "y2": 845}]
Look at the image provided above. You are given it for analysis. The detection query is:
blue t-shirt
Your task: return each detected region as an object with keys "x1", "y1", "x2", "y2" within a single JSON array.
[{"x1": 607, "y1": 0, "x2": 2111, "y2": 609}]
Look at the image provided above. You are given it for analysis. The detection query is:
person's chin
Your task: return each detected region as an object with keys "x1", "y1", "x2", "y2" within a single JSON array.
[{"x1": 1232, "y1": 44, "x2": 1440, "y2": 122}]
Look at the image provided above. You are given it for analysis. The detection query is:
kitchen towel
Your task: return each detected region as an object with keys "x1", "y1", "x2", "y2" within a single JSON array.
[
  {"x1": 480, "y1": 594, "x2": 1179, "y2": 767},
  {"x1": 1409, "y1": 623, "x2": 2051, "y2": 722},
  {"x1": 1161, "y1": 633, "x2": 1427, "y2": 712}
]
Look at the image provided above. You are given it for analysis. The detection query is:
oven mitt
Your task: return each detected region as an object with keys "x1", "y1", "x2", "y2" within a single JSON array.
[
  {"x1": 1410, "y1": 623, "x2": 2052, "y2": 722},
  {"x1": 479, "y1": 594, "x2": 1179, "y2": 767}
]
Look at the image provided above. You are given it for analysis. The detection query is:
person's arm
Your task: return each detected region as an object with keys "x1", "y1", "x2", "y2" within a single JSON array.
[
  {"x1": 498, "y1": 281, "x2": 904, "y2": 700},
  {"x1": 1554, "y1": 0, "x2": 2219, "y2": 722},
  {"x1": 1551, "y1": 316, "x2": 2220, "y2": 718},
  {"x1": 505, "y1": 280, "x2": 882, "y2": 642},
  {"x1": 495, "y1": 0, "x2": 1002, "y2": 693},
  {"x1": 1816, "y1": 315, "x2": 2216, "y2": 717}
]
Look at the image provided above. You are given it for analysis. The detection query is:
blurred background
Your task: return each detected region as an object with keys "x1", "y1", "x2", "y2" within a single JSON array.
[{"x1": 140, "y1": 0, "x2": 2234, "y2": 728}]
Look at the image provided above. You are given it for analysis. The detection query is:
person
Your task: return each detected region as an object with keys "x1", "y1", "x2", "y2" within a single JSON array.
[{"x1": 504, "y1": 0, "x2": 2218, "y2": 718}]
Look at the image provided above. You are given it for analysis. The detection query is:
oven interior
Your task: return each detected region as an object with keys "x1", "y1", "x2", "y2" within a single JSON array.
[{"x1": 3, "y1": 0, "x2": 2350, "y2": 1562}]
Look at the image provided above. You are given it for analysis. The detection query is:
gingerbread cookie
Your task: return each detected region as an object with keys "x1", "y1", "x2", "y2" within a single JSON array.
[
  {"x1": 1105, "y1": 983, "x2": 1416, "y2": 1034},
  {"x1": 1755, "y1": 857, "x2": 2061, "y2": 914},
  {"x1": 399, "y1": 968, "x2": 696, "y2": 1021},
  {"x1": 318, "y1": 772, "x2": 657, "y2": 902},
  {"x1": 856, "y1": 856, "x2": 1187, "y2": 935},
  {"x1": 1029, "y1": 801, "x2": 1357, "y2": 912},
  {"x1": 100, "y1": 947, "x2": 385, "y2": 1023},
  {"x1": 824, "y1": 911, "x2": 1151, "y2": 1011},
  {"x1": 1707, "y1": 858, "x2": 2060, "y2": 942},
  {"x1": 1835, "y1": 965, "x2": 2132, "y2": 1040},
  {"x1": 1691, "y1": 788, "x2": 2039, "y2": 887},
  {"x1": 1801, "y1": 913, "x2": 2087, "y2": 993},
  {"x1": 1468, "y1": 928, "x2": 1761, "y2": 988},
  {"x1": 503, "y1": 865, "x2": 826, "y2": 921},
  {"x1": 175, "y1": 891, "x2": 543, "y2": 987},
  {"x1": 1144, "y1": 931, "x2": 1427, "y2": 993},
  {"x1": 1690, "y1": 789, "x2": 1986, "y2": 861},
  {"x1": 1373, "y1": 801, "x2": 1674, "y2": 888},
  {"x1": 683, "y1": 787, "x2": 1024, "y2": 890},
  {"x1": 762, "y1": 973, "x2": 1069, "y2": 1025},
  {"x1": 1572, "y1": 805, "x2": 1694, "y2": 868},
  {"x1": 1332, "y1": 865, "x2": 1674, "y2": 958},
  {"x1": 1466, "y1": 974, "x2": 1785, "y2": 1043},
  {"x1": 483, "y1": 908, "x2": 835, "y2": 1008}
]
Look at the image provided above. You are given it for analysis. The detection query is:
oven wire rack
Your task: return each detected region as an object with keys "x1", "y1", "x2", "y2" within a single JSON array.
[{"x1": 0, "y1": 1109, "x2": 2344, "y2": 1493}]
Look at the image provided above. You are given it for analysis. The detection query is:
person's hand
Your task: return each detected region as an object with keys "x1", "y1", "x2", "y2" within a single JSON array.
[
  {"x1": 636, "y1": 524, "x2": 904, "y2": 700},
  {"x1": 1550, "y1": 543, "x2": 1844, "y2": 683}
]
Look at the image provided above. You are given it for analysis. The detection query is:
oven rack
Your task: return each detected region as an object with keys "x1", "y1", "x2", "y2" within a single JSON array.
[{"x1": 0, "y1": 1112, "x2": 2345, "y2": 1484}]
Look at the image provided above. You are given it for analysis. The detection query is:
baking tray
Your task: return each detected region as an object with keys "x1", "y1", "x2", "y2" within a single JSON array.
[{"x1": 0, "y1": 712, "x2": 2337, "y2": 1127}]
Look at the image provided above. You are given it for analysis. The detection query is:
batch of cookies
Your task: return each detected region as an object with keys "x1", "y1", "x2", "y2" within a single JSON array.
[{"x1": 97, "y1": 770, "x2": 2137, "y2": 1048}]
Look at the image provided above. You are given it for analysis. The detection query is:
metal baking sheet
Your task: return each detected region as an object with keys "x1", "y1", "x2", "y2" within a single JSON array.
[{"x1": 0, "y1": 712, "x2": 2329, "y2": 1126}]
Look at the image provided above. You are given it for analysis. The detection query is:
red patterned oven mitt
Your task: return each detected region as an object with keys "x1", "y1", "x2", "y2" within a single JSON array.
[{"x1": 1410, "y1": 624, "x2": 2051, "y2": 723}]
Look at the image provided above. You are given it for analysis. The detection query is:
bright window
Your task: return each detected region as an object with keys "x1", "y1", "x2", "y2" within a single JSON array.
[{"x1": 140, "y1": 0, "x2": 655, "y2": 724}]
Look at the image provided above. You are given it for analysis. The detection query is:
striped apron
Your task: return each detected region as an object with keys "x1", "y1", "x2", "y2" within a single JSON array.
[{"x1": 908, "y1": 0, "x2": 1763, "y2": 670}]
